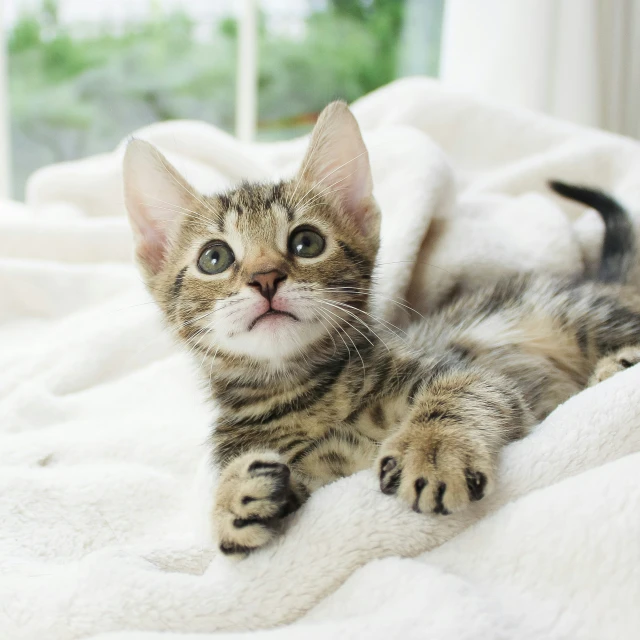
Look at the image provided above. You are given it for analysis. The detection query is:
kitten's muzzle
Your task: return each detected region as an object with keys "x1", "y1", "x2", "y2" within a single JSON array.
[{"x1": 248, "y1": 270, "x2": 287, "y2": 302}]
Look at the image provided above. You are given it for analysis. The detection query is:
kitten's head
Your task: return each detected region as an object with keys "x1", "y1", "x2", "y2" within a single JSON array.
[{"x1": 123, "y1": 102, "x2": 380, "y2": 364}]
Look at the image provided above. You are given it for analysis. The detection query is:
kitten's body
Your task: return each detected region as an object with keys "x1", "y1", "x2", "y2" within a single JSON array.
[
  {"x1": 124, "y1": 102, "x2": 640, "y2": 555},
  {"x1": 209, "y1": 273, "x2": 639, "y2": 478}
]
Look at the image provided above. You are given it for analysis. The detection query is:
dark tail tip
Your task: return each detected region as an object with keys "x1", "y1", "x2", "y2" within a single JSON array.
[{"x1": 549, "y1": 180, "x2": 635, "y2": 283}]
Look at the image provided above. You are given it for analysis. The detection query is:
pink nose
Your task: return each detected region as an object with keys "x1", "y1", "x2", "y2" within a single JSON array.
[{"x1": 248, "y1": 270, "x2": 287, "y2": 301}]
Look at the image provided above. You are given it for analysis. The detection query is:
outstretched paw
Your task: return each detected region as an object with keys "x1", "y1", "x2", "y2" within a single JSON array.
[
  {"x1": 214, "y1": 452, "x2": 301, "y2": 556},
  {"x1": 377, "y1": 425, "x2": 496, "y2": 515},
  {"x1": 589, "y1": 345, "x2": 640, "y2": 386}
]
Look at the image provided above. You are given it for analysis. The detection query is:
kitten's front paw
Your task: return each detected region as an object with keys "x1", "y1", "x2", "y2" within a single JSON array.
[
  {"x1": 377, "y1": 425, "x2": 496, "y2": 515},
  {"x1": 589, "y1": 345, "x2": 640, "y2": 386},
  {"x1": 214, "y1": 452, "x2": 300, "y2": 556}
]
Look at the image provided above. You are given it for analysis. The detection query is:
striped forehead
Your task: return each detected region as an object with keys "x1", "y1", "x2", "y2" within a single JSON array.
[{"x1": 218, "y1": 184, "x2": 294, "y2": 250}]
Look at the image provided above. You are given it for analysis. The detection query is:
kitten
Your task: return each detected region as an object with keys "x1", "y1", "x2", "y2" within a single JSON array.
[{"x1": 123, "y1": 102, "x2": 640, "y2": 555}]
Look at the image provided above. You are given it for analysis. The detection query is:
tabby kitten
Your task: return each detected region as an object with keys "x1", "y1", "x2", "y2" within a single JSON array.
[{"x1": 123, "y1": 102, "x2": 640, "y2": 556}]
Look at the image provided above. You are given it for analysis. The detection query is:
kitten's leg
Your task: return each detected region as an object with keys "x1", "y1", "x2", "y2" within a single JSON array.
[
  {"x1": 214, "y1": 451, "x2": 309, "y2": 555},
  {"x1": 589, "y1": 345, "x2": 640, "y2": 386},
  {"x1": 377, "y1": 367, "x2": 535, "y2": 515}
]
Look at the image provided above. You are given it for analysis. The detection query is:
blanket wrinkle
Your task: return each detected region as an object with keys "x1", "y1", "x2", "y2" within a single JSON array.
[{"x1": 1, "y1": 77, "x2": 639, "y2": 639}]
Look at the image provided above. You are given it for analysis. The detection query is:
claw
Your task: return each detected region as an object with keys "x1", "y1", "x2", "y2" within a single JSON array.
[
  {"x1": 248, "y1": 461, "x2": 290, "y2": 478},
  {"x1": 465, "y1": 469, "x2": 487, "y2": 501},
  {"x1": 379, "y1": 456, "x2": 402, "y2": 495},
  {"x1": 219, "y1": 541, "x2": 254, "y2": 555},
  {"x1": 381, "y1": 456, "x2": 397, "y2": 474}
]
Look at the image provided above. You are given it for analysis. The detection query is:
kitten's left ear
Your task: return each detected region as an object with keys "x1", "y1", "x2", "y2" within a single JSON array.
[
  {"x1": 299, "y1": 101, "x2": 379, "y2": 239},
  {"x1": 123, "y1": 139, "x2": 197, "y2": 275}
]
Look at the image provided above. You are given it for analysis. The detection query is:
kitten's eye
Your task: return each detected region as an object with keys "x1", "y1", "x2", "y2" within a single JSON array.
[
  {"x1": 289, "y1": 227, "x2": 325, "y2": 258},
  {"x1": 198, "y1": 242, "x2": 235, "y2": 274}
]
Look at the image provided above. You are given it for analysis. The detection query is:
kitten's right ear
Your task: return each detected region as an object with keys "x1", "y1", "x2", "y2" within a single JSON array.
[{"x1": 123, "y1": 139, "x2": 195, "y2": 275}]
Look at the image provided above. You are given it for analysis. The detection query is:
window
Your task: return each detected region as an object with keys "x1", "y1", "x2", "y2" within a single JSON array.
[
  {"x1": 4, "y1": 0, "x2": 444, "y2": 199},
  {"x1": 256, "y1": 0, "x2": 444, "y2": 141}
]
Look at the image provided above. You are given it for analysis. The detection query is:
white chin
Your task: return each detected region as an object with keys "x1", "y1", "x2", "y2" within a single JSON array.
[{"x1": 218, "y1": 318, "x2": 326, "y2": 362}]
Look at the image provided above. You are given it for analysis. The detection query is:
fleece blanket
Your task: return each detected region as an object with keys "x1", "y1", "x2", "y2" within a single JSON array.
[{"x1": 2, "y1": 77, "x2": 640, "y2": 640}]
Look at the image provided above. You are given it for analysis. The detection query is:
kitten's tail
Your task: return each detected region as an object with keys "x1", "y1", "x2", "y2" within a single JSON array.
[{"x1": 549, "y1": 180, "x2": 635, "y2": 283}]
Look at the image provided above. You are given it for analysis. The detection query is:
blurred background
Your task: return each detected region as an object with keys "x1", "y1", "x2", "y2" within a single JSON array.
[
  {"x1": 2, "y1": 0, "x2": 639, "y2": 200},
  {"x1": 3, "y1": 0, "x2": 445, "y2": 199}
]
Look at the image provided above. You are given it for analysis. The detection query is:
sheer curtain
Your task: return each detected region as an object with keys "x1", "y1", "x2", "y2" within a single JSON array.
[{"x1": 440, "y1": 0, "x2": 640, "y2": 137}]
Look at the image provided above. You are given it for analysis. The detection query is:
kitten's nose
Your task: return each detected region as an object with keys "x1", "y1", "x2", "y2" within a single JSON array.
[{"x1": 249, "y1": 270, "x2": 287, "y2": 301}]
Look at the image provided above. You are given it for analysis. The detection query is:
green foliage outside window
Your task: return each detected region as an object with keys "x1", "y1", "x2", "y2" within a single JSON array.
[{"x1": 8, "y1": 0, "x2": 442, "y2": 198}]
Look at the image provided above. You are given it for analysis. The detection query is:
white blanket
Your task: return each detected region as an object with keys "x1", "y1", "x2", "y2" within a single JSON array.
[{"x1": 2, "y1": 77, "x2": 640, "y2": 640}]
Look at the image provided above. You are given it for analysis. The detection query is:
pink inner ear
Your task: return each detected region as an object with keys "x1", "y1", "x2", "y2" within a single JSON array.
[
  {"x1": 343, "y1": 157, "x2": 371, "y2": 215},
  {"x1": 124, "y1": 139, "x2": 196, "y2": 275},
  {"x1": 136, "y1": 222, "x2": 169, "y2": 274},
  {"x1": 316, "y1": 153, "x2": 373, "y2": 235},
  {"x1": 299, "y1": 103, "x2": 375, "y2": 236}
]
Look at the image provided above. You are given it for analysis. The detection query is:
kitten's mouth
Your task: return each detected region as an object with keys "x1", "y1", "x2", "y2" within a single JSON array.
[{"x1": 247, "y1": 309, "x2": 299, "y2": 331}]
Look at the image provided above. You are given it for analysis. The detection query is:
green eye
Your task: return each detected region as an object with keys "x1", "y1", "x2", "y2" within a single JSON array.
[
  {"x1": 289, "y1": 227, "x2": 325, "y2": 258},
  {"x1": 198, "y1": 242, "x2": 235, "y2": 275}
]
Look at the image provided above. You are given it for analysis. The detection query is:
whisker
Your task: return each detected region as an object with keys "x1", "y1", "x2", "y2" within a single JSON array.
[
  {"x1": 317, "y1": 306, "x2": 366, "y2": 379},
  {"x1": 184, "y1": 326, "x2": 213, "y2": 360},
  {"x1": 315, "y1": 307, "x2": 350, "y2": 362},
  {"x1": 207, "y1": 346, "x2": 221, "y2": 386},
  {"x1": 317, "y1": 286, "x2": 425, "y2": 320},
  {"x1": 156, "y1": 154, "x2": 220, "y2": 220},
  {"x1": 328, "y1": 299, "x2": 409, "y2": 340},
  {"x1": 111, "y1": 300, "x2": 159, "y2": 313},
  {"x1": 297, "y1": 175, "x2": 352, "y2": 211},
  {"x1": 180, "y1": 308, "x2": 219, "y2": 329},
  {"x1": 136, "y1": 192, "x2": 214, "y2": 226},
  {"x1": 197, "y1": 326, "x2": 219, "y2": 371},
  {"x1": 296, "y1": 151, "x2": 367, "y2": 210},
  {"x1": 316, "y1": 299, "x2": 392, "y2": 353},
  {"x1": 138, "y1": 208, "x2": 213, "y2": 229},
  {"x1": 294, "y1": 186, "x2": 349, "y2": 218},
  {"x1": 316, "y1": 300, "x2": 374, "y2": 345},
  {"x1": 315, "y1": 314, "x2": 338, "y2": 357}
]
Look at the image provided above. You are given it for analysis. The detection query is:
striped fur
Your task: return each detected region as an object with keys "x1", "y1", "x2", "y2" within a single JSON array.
[{"x1": 124, "y1": 102, "x2": 640, "y2": 555}]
